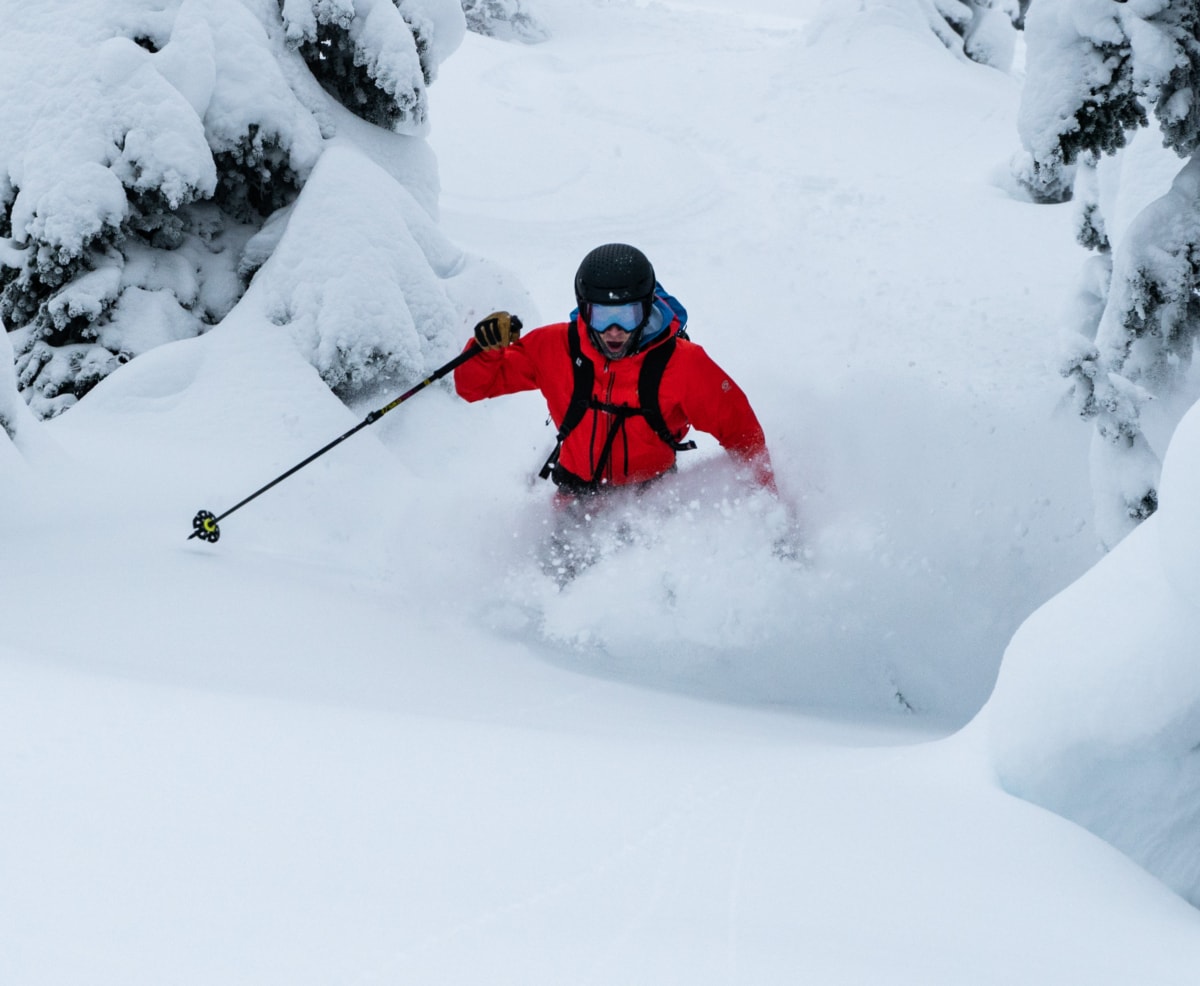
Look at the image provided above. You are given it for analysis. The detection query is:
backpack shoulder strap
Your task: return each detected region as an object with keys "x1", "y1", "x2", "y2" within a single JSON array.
[
  {"x1": 538, "y1": 321, "x2": 595, "y2": 480},
  {"x1": 561, "y1": 320, "x2": 594, "y2": 436},
  {"x1": 638, "y1": 336, "x2": 697, "y2": 453}
]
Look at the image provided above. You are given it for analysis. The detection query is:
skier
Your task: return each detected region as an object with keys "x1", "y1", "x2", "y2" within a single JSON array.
[{"x1": 454, "y1": 242, "x2": 777, "y2": 496}]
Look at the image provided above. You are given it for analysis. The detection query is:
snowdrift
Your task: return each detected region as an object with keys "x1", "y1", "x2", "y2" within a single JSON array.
[{"x1": 985, "y1": 394, "x2": 1200, "y2": 906}]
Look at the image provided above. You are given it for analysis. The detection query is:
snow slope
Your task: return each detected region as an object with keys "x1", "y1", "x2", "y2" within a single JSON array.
[
  {"x1": 3, "y1": 0, "x2": 1200, "y2": 982},
  {"x1": 428, "y1": 0, "x2": 1101, "y2": 721}
]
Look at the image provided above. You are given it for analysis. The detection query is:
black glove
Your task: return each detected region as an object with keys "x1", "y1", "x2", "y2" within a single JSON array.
[{"x1": 474, "y1": 312, "x2": 523, "y2": 350}]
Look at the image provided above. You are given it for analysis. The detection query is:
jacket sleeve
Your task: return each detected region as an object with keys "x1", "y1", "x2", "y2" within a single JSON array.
[
  {"x1": 670, "y1": 342, "x2": 777, "y2": 492},
  {"x1": 453, "y1": 330, "x2": 545, "y2": 402}
]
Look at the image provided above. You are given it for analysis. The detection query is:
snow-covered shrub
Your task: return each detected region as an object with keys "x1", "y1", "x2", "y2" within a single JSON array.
[
  {"x1": 250, "y1": 143, "x2": 464, "y2": 398},
  {"x1": 280, "y1": 0, "x2": 446, "y2": 130},
  {"x1": 0, "y1": 314, "x2": 26, "y2": 445},
  {"x1": 0, "y1": 307, "x2": 53, "y2": 487},
  {"x1": 1009, "y1": 147, "x2": 1076, "y2": 204},
  {"x1": 985, "y1": 390, "x2": 1200, "y2": 907},
  {"x1": 922, "y1": 0, "x2": 1019, "y2": 69},
  {"x1": 1, "y1": 0, "x2": 464, "y2": 418},
  {"x1": 1071, "y1": 152, "x2": 1108, "y2": 251},
  {"x1": 1017, "y1": 0, "x2": 1200, "y2": 548},
  {"x1": 462, "y1": 0, "x2": 548, "y2": 44}
]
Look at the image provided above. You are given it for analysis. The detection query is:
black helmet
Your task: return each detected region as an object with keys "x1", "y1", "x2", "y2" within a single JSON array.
[{"x1": 575, "y1": 243, "x2": 657, "y2": 359}]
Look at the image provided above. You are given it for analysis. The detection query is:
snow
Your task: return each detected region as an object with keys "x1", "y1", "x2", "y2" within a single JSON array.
[
  {"x1": 250, "y1": 141, "x2": 469, "y2": 392},
  {"x1": 985, "y1": 376, "x2": 1200, "y2": 911},
  {"x1": 4, "y1": 0, "x2": 1200, "y2": 982}
]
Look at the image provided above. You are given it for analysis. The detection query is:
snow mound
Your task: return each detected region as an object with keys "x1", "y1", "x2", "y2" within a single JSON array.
[
  {"x1": 985, "y1": 393, "x2": 1200, "y2": 906},
  {"x1": 249, "y1": 143, "x2": 463, "y2": 396}
]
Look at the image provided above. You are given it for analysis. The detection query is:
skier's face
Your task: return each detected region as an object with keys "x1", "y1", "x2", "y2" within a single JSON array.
[
  {"x1": 599, "y1": 325, "x2": 634, "y2": 359},
  {"x1": 585, "y1": 299, "x2": 647, "y2": 359}
]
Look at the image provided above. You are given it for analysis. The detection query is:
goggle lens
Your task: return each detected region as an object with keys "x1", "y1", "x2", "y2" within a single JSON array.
[{"x1": 586, "y1": 301, "x2": 646, "y2": 333}]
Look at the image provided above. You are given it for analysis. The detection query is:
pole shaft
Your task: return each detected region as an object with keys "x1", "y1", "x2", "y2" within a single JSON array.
[{"x1": 187, "y1": 344, "x2": 481, "y2": 539}]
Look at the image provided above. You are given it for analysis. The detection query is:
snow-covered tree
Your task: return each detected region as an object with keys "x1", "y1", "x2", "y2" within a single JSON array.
[
  {"x1": 0, "y1": 313, "x2": 29, "y2": 446},
  {"x1": 462, "y1": 0, "x2": 547, "y2": 44},
  {"x1": 1, "y1": 0, "x2": 465, "y2": 418},
  {"x1": 922, "y1": 0, "x2": 1020, "y2": 69},
  {"x1": 1018, "y1": 0, "x2": 1200, "y2": 548},
  {"x1": 281, "y1": 0, "x2": 447, "y2": 129},
  {"x1": 0, "y1": 306, "x2": 53, "y2": 480}
]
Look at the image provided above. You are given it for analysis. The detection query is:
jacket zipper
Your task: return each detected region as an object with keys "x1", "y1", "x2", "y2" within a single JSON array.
[{"x1": 599, "y1": 359, "x2": 616, "y2": 484}]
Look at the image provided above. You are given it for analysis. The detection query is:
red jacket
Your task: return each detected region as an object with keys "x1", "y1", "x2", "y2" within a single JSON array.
[{"x1": 455, "y1": 313, "x2": 775, "y2": 491}]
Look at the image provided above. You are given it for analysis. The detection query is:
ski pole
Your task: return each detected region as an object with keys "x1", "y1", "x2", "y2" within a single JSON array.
[{"x1": 188, "y1": 342, "x2": 484, "y2": 543}]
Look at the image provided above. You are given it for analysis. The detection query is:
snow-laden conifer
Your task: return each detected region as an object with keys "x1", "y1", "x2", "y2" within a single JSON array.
[
  {"x1": 0, "y1": 313, "x2": 28, "y2": 447},
  {"x1": 0, "y1": 0, "x2": 464, "y2": 418},
  {"x1": 921, "y1": 0, "x2": 1020, "y2": 69},
  {"x1": 1018, "y1": 0, "x2": 1200, "y2": 547}
]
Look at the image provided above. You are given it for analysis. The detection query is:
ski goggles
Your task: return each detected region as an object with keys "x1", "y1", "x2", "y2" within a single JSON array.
[{"x1": 584, "y1": 300, "x2": 648, "y2": 333}]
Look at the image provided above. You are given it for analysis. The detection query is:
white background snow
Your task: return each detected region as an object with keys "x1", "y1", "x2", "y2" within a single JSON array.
[{"x1": 4, "y1": 0, "x2": 1200, "y2": 982}]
